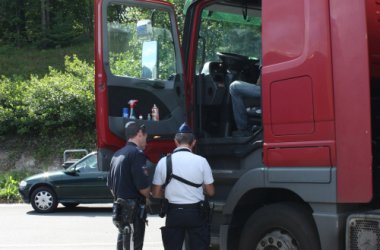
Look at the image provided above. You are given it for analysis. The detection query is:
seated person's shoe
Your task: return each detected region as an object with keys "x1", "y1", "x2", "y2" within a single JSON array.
[{"x1": 251, "y1": 125, "x2": 261, "y2": 133}]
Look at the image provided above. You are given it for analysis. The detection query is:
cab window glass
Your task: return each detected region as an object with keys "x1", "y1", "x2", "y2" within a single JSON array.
[
  {"x1": 196, "y1": 7, "x2": 262, "y2": 73},
  {"x1": 107, "y1": 4, "x2": 176, "y2": 80}
]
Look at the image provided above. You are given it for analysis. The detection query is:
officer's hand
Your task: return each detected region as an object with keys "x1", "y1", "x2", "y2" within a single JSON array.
[{"x1": 146, "y1": 197, "x2": 151, "y2": 206}]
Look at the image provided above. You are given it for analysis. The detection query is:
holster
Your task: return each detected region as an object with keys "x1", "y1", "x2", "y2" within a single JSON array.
[
  {"x1": 112, "y1": 198, "x2": 137, "y2": 230},
  {"x1": 158, "y1": 198, "x2": 169, "y2": 218},
  {"x1": 199, "y1": 200, "x2": 212, "y2": 221}
]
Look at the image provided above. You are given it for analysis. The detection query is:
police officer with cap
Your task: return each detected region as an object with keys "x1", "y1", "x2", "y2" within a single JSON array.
[
  {"x1": 107, "y1": 121, "x2": 150, "y2": 250},
  {"x1": 152, "y1": 123, "x2": 215, "y2": 250}
]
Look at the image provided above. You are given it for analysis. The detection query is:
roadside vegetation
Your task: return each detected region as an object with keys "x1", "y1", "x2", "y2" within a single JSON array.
[
  {"x1": 0, "y1": 41, "x2": 94, "y2": 78},
  {"x1": 0, "y1": 172, "x2": 30, "y2": 203},
  {"x1": 0, "y1": 46, "x2": 96, "y2": 202}
]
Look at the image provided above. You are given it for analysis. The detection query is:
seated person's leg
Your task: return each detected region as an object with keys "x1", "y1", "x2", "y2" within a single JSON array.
[{"x1": 229, "y1": 80, "x2": 261, "y2": 134}]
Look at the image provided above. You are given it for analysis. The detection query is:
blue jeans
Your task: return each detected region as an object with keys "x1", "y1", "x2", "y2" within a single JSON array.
[{"x1": 229, "y1": 80, "x2": 261, "y2": 130}]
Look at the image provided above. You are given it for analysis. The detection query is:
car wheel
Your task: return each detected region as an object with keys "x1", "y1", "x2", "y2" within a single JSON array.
[
  {"x1": 31, "y1": 186, "x2": 58, "y2": 213},
  {"x1": 62, "y1": 203, "x2": 79, "y2": 208},
  {"x1": 239, "y1": 202, "x2": 320, "y2": 250}
]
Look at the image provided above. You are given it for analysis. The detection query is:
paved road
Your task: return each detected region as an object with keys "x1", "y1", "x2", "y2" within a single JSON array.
[{"x1": 0, "y1": 203, "x2": 165, "y2": 250}]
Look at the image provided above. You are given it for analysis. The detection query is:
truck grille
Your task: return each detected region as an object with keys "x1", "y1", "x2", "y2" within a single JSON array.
[{"x1": 347, "y1": 212, "x2": 380, "y2": 250}]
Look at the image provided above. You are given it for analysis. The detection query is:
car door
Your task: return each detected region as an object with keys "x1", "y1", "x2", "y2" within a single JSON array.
[{"x1": 55, "y1": 154, "x2": 112, "y2": 201}]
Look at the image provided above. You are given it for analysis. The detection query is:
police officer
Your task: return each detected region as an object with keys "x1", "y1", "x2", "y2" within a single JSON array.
[
  {"x1": 107, "y1": 121, "x2": 150, "y2": 250},
  {"x1": 152, "y1": 123, "x2": 215, "y2": 250}
]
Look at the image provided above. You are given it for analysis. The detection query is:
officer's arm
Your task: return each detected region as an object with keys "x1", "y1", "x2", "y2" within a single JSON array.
[
  {"x1": 203, "y1": 183, "x2": 215, "y2": 197},
  {"x1": 151, "y1": 185, "x2": 164, "y2": 198}
]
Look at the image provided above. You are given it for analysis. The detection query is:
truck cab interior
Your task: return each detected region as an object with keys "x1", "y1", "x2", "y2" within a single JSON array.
[
  {"x1": 191, "y1": 1, "x2": 262, "y2": 135},
  {"x1": 189, "y1": 1, "x2": 263, "y2": 162},
  {"x1": 197, "y1": 52, "x2": 262, "y2": 138}
]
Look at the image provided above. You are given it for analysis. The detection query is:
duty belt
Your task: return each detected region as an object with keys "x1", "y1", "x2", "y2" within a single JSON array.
[{"x1": 168, "y1": 202, "x2": 201, "y2": 209}]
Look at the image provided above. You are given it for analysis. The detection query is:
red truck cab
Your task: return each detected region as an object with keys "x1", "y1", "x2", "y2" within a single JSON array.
[{"x1": 95, "y1": 0, "x2": 380, "y2": 249}]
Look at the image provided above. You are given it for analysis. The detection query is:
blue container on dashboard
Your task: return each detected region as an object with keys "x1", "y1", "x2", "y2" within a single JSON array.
[{"x1": 122, "y1": 108, "x2": 129, "y2": 118}]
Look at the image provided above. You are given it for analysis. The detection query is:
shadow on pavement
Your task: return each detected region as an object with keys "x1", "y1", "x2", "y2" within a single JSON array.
[{"x1": 26, "y1": 205, "x2": 112, "y2": 217}]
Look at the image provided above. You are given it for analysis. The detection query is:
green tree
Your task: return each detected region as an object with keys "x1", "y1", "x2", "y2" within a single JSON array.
[
  {"x1": 0, "y1": 0, "x2": 94, "y2": 48},
  {"x1": 0, "y1": 0, "x2": 27, "y2": 46}
]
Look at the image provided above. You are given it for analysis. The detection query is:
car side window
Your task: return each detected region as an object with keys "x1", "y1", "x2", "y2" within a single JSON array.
[{"x1": 76, "y1": 154, "x2": 98, "y2": 173}]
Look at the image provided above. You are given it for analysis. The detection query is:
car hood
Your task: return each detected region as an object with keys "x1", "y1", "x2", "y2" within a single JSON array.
[{"x1": 23, "y1": 170, "x2": 68, "y2": 182}]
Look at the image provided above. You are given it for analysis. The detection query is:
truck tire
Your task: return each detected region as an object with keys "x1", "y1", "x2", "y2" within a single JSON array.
[{"x1": 239, "y1": 202, "x2": 320, "y2": 250}]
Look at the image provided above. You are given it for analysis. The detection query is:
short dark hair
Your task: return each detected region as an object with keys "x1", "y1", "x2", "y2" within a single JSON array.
[
  {"x1": 125, "y1": 121, "x2": 146, "y2": 140},
  {"x1": 174, "y1": 132, "x2": 194, "y2": 145}
]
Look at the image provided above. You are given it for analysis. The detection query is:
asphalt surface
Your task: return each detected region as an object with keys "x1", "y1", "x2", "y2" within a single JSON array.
[{"x1": 0, "y1": 203, "x2": 165, "y2": 250}]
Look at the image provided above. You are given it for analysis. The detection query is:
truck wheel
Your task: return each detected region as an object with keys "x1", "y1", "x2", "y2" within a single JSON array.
[
  {"x1": 239, "y1": 202, "x2": 320, "y2": 250},
  {"x1": 31, "y1": 187, "x2": 58, "y2": 213}
]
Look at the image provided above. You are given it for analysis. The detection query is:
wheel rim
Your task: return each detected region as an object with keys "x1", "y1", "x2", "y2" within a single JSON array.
[
  {"x1": 256, "y1": 230, "x2": 300, "y2": 250},
  {"x1": 34, "y1": 191, "x2": 53, "y2": 210}
]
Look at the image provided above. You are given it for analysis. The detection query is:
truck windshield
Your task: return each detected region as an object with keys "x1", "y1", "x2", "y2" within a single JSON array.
[{"x1": 196, "y1": 6, "x2": 261, "y2": 73}]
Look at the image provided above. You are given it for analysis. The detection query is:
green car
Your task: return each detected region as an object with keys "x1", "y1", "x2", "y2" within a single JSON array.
[{"x1": 19, "y1": 152, "x2": 113, "y2": 213}]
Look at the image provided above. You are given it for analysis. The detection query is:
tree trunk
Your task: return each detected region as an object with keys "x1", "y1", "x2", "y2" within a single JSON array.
[
  {"x1": 41, "y1": 0, "x2": 50, "y2": 34},
  {"x1": 41, "y1": 0, "x2": 46, "y2": 33}
]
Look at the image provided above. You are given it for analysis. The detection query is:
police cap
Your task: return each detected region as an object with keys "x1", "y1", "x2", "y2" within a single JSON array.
[{"x1": 177, "y1": 123, "x2": 193, "y2": 134}]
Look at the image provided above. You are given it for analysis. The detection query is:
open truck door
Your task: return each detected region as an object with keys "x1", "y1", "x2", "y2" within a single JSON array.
[{"x1": 95, "y1": 0, "x2": 185, "y2": 170}]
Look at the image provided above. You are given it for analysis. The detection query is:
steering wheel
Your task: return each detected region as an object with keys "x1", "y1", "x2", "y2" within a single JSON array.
[{"x1": 216, "y1": 52, "x2": 249, "y2": 71}]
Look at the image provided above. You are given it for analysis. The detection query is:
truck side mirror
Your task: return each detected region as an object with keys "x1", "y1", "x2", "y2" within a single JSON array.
[{"x1": 142, "y1": 40, "x2": 158, "y2": 79}]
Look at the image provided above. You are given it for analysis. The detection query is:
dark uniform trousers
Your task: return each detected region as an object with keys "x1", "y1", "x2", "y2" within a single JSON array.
[
  {"x1": 161, "y1": 204, "x2": 210, "y2": 250},
  {"x1": 117, "y1": 212, "x2": 146, "y2": 250}
]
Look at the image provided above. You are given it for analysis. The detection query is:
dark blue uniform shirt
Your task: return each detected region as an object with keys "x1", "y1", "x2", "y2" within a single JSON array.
[{"x1": 107, "y1": 142, "x2": 150, "y2": 201}]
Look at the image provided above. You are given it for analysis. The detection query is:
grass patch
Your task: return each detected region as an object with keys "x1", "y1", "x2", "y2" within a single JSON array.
[{"x1": 0, "y1": 40, "x2": 94, "y2": 79}]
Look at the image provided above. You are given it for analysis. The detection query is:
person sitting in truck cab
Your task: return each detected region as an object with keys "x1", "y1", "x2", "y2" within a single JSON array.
[{"x1": 229, "y1": 74, "x2": 261, "y2": 137}]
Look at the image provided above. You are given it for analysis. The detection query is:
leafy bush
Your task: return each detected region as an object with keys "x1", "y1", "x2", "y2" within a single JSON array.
[
  {"x1": 0, "y1": 76, "x2": 28, "y2": 134},
  {"x1": 0, "y1": 55, "x2": 94, "y2": 136},
  {"x1": 0, "y1": 172, "x2": 31, "y2": 203}
]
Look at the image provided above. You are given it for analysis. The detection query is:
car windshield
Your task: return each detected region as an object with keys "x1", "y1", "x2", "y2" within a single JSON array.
[{"x1": 67, "y1": 154, "x2": 98, "y2": 172}]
